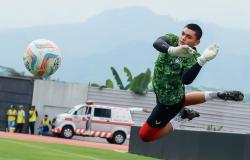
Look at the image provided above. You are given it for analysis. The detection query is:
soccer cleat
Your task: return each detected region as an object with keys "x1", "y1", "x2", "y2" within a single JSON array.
[
  {"x1": 180, "y1": 108, "x2": 200, "y2": 121},
  {"x1": 217, "y1": 91, "x2": 244, "y2": 101}
]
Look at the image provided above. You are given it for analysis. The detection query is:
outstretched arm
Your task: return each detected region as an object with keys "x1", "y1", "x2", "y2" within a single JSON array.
[
  {"x1": 153, "y1": 36, "x2": 194, "y2": 57},
  {"x1": 182, "y1": 44, "x2": 220, "y2": 85},
  {"x1": 153, "y1": 36, "x2": 170, "y2": 53}
]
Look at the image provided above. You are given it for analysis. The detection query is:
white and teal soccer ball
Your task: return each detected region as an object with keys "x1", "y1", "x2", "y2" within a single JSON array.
[{"x1": 23, "y1": 39, "x2": 62, "y2": 78}]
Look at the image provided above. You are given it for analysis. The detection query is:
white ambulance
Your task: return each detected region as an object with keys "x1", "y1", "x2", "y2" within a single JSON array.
[{"x1": 52, "y1": 101, "x2": 143, "y2": 145}]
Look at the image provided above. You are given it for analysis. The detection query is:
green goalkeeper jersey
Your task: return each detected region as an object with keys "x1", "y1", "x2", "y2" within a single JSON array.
[{"x1": 152, "y1": 33, "x2": 201, "y2": 105}]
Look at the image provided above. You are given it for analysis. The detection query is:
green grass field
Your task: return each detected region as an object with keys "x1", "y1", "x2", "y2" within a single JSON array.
[{"x1": 0, "y1": 138, "x2": 157, "y2": 160}]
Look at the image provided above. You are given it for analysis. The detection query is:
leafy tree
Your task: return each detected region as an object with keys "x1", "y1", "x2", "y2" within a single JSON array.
[
  {"x1": 109, "y1": 66, "x2": 152, "y2": 95},
  {"x1": 130, "y1": 68, "x2": 151, "y2": 95},
  {"x1": 0, "y1": 65, "x2": 25, "y2": 77},
  {"x1": 111, "y1": 67, "x2": 125, "y2": 90},
  {"x1": 89, "y1": 79, "x2": 114, "y2": 90},
  {"x1": 89, "y1": 83, "x2": 100, "y2": 87},
  {"x1": 0, "y1": 65, "x2": 54, "y2": 80},
  {"x1": 124, "y1": 67, "x2": 133, "y2": 90},
  {"x1": 105, "y1": 79, "x2": 114, "y2": 88}
]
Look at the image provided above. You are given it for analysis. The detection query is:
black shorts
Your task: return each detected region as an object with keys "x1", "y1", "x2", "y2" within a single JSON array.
[{"x1": 146, "y1": 98, "x2": 185, "y2": 128}]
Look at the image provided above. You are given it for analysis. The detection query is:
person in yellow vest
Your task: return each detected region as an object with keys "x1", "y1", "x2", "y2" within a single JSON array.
[
  {"x1": 28, "y1": 105, "x2": 38, "y2": 135},
  {"x1": 39, "y1": 115, "x2": 51, "y2": 135},
  {"x1": 6, "y1": 105, "x2": 17, "y2": 132},
  {"x1": 15, "y1": 105, "x2": 25, "y2": 133}
]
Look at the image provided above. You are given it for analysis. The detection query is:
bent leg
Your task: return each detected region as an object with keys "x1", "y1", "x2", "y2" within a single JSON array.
[
  {"x1": 139, "y1": 120, "x2": 183, "y2": 142},
  {"x1": 184, "y1": 90, "x2": 244, "y2": 107},
  {"x1": 184, "y1": 91, "x2": 205, "y2": 106},
  {"x1": 139, "y1": 92, "x2": 208, "y2": 142},
  {"x1": 139, "y1": 122, "x2": 167, "y2": 142},
  {"x1": 139, "y1": 99, "x2": 187, "y2": 142}
]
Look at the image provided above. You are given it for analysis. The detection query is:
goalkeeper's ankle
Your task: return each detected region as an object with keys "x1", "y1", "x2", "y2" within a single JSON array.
[{"x1": 204, "y1": 91, "x2": 218, "y2": 101}]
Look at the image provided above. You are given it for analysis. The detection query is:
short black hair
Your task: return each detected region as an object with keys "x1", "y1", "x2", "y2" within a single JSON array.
[{"x1": 185, "y1": 23, "x2": 202, "y2": 40}]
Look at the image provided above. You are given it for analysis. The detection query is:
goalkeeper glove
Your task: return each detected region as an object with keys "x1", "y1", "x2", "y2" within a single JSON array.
[
  {"x1": 168, "y1": 45, "x2": 195, "y2": 57},
  {"x1": 197, "y1": 44, "x2": 219, "y2": 66}
]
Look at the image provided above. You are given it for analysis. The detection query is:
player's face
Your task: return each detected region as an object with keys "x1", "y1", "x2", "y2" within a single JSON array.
[{"x1": 178, "y1": 27, "x2": 200, "y2": 47}]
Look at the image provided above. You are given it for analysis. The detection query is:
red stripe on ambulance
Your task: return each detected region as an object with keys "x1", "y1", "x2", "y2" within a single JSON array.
[
  {"x1": 65, "y1": 117, "x2": 73, "y2": 121},
  {"x1": 74, "y1": 129, "x2": 113, "y2": 138}
]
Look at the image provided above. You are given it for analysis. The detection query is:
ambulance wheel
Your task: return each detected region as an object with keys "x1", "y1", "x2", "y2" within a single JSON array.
[
  {"x1": 112, "y1": 131, "x2": 126, "y2": 145},
  {"x1": 106, "y1": 138, "x2": 114, "y2": 144},
  {"x1": 61, "y1": 126, "x2": 74, "y2": 139}
]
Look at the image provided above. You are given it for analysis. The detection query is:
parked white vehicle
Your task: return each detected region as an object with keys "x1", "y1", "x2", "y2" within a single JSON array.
[{"x1": 52, "y1": 101, "x2": 144, "y2": 144}]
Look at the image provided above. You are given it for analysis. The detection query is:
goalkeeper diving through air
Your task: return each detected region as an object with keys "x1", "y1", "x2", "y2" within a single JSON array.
[{"x1": 139, "y1": 23, "x2": 244, "y2": 142}]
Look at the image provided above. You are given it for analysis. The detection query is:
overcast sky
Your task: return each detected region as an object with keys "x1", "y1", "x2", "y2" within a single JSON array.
[{"x1": 0, "y1": 0, "x2": 249, "y2": 31}]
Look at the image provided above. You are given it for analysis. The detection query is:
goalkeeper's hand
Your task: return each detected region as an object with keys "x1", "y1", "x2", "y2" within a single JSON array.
[
  {"x1": 197, "y1": 44, "x2": 219, "y2": 66},
  {"x1": 168, "y1": 45, "x2": 195, "y2": 57}
]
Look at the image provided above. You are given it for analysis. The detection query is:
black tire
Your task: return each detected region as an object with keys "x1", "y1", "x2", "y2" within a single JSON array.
[
  {"x1": 61, "y1": 126, "x2": 74, "y2": 139},
  {"x1": 112, "y1": 131, "x2": 126, "y2": 145},
  {"x1": 106, "y1": 138, "x2": 114, "y2": 144}
]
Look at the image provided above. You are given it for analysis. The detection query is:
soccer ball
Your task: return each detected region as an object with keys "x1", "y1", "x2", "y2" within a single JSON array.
[{"x1": 23, "y1": 39, "x2": 62, "y2": 78}]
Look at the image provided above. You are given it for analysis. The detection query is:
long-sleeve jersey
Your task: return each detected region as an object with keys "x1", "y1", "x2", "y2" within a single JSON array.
[{"x1": 152, "y1": 33, "x2": 201, "y2": 105}]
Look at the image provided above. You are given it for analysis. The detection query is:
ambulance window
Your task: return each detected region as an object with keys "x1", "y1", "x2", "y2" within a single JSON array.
[
  {"x1": 75, "y1": 107, "x2": 84, "y2": 115},
  {"x1": 94, "y1": 108, "x2": 111, "y2": 118}
]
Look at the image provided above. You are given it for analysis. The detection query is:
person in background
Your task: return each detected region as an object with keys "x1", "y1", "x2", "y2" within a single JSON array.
[
  {"x1": 6, "y1": 104, "x2": 17, "y2": 132},
  {"x1": 15, "y1": 105, "x2": 25, "y2": 133},
  {"x1": 39, "y1": 114, "x2": 51, "y2": 136},
  {"x1": 28, "y1": 105, "x2": 38, "y2": 134}
]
